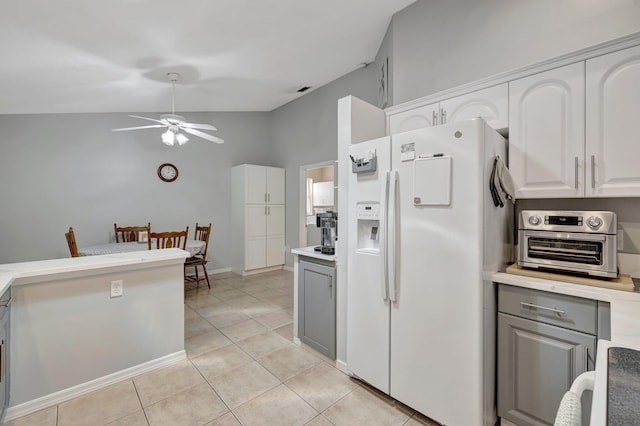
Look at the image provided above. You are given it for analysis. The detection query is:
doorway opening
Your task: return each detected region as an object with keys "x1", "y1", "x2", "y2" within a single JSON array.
[{"x1": 299, "y1": 161, "x2": 336, "y2": 248}]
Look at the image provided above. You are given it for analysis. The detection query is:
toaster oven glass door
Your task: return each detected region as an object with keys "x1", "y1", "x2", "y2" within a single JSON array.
[{"x1": 527, "y1": 237, "x2": 603, "y2": 265}]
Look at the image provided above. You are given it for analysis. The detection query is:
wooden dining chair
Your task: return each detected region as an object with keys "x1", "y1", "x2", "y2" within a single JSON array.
[
  {"x1": 148, "y1": 227, "x2": 189, "y2": 250},
  {"x1": 65, "y1": 227, "x2": 79, "y2": 257},
  {"x1": 184, "y1": 223, "x2": 212, "y2": 288},
  {"x1": 114, "y1": 223, "x2": 151, "y2": 243}
]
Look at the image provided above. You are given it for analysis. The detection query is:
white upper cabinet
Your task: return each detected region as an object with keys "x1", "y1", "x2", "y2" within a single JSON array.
[
  {"x1": 244, "y1": 165, "x2": 285, "y2": 204},
  {"x1": 509, "y1": 63, "x2": 585, "y2": 198},
  {"x1": 439, "y1": 84, "x2": 508, "y2": 131},
  {"x1": 510, "y1": 44, "x2": 640, "y2": 199},
  {"x1": 388, "y1": 102, "x2": 439, "y2": 134},
  {"x1": 388, "y1": 84, "x2": 508, "y2": 135},
  {"x1": 586, "y1": 44, "x2": 640, "y2": 197}
]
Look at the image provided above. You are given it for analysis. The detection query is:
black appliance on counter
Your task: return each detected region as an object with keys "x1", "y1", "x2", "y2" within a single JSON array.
[{"x1": 314, "y1": 211, "x2": 337, "y2": 255}]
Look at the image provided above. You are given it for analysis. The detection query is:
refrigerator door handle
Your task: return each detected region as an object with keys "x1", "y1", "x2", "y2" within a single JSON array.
[
  {"x1": 388, "y1": 170, "x2": 398, "y2": 303},
  {"x1": 380, "y1": 170, "x2": 390, "y2": 301}
]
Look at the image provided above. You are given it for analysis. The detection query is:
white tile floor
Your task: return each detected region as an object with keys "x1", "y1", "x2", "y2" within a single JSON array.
[{"x1": 4, "y1": 270, "x2": 439, "y2": 426}]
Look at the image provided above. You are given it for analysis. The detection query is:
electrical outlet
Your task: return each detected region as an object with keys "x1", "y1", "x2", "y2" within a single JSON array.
[{"x1": 110, "y1": 280, "x2": 123, "y2": 298}]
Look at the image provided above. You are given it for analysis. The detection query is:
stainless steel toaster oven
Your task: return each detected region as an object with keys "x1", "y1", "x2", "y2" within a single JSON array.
[{"x1": 517, "y1": 210, "x2": 618, "y2": 278}]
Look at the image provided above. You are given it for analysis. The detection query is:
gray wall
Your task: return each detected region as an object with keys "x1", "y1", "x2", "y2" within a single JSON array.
[
  {"x1": 0, "y1": 112, "x2": 273, "y2": 265},
  {"x1": 3, "y1": 1, "x2": 640, "y2": 266},
  {"x1": 270, "y1": 65, "x2": 379, "y2": 266},
  {"x1": 391, "y1": 0, "x2": 640, "y2": 105}
]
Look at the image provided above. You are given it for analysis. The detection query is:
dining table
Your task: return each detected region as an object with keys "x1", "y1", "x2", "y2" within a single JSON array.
[{"x1": 78, "y1": 240, "x2": 205, "y2": 257}]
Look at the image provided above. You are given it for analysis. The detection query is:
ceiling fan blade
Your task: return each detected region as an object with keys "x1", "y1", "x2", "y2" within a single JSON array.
[
  {"x1": 180, "y1": 122, "x2": 217, "y2": 131},
  {"x1": 183, "y1": 127, "x2": 224, "y2": 144},
  {"x1": 112, "y1": 124, "x2": 167, "y2": 132},
  {"x1": 128, "y1": 115, "x2": 167, "y2": 124}
]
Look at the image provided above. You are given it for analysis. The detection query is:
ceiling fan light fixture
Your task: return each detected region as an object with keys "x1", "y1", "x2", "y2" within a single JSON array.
[
  {"x1": 112, "y1": 72, "x2": 224, "y2": 145},
  {"x1": 176, "y1": 133, "x2": 189, "y2": 145},
  {"x1": 161, "y1": 129, "x2": 175, "y2": 146}
]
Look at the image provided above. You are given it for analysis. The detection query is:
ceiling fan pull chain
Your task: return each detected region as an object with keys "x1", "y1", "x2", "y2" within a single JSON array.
[
  {"x1": 171, "y1": 78, "x2": 176, "y2": 115},
  {"x1": 168, "y1": 72, "x2": 179, "y2": 116}
]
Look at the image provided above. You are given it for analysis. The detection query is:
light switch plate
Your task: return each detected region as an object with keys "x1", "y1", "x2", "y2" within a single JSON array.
[{"x1": 111, "y1": 280, "x2": 123, "y2": 298}]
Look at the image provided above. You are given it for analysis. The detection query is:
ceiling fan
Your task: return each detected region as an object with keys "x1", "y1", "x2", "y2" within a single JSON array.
[{"x1": 112, "y1": 72, "x2": 224, "y2": 146}]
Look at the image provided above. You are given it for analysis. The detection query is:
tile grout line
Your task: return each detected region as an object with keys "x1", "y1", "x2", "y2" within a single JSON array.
[{"x1": 129, "y1": 378, "x2": 150, "y2": 426}]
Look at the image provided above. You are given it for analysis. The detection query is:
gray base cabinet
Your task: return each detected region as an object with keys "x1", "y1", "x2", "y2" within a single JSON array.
[
  {"x1": 497, "y1": 284, "x2": 609, "y2": 426},
  {"x1": 498, "y1": 313, "x2": 595, "y2": 425},
  {"x1": 298, "y1": 259, "x2": 336, "y2": 359}
]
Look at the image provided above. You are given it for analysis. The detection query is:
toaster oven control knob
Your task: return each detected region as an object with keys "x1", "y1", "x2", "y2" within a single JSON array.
[
  {"x1": 587, "y1": 216, "x2": 602, "y2": 230},
  {"x1": 528, "y1": 215, "x2": 541, "y2": 226}
]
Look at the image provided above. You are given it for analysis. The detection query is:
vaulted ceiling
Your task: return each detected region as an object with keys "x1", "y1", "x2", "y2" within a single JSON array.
[{"x1": 0, "y1": 0, "x2": 415, "y2": 114}]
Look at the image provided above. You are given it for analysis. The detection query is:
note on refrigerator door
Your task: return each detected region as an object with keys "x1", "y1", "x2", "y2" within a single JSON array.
[
  {"x1": 412, "y1": 155, "x2": 451, "y2": 206},
  {"x1": 400, "y1": 143, "x2": 415, "y2": 161}
]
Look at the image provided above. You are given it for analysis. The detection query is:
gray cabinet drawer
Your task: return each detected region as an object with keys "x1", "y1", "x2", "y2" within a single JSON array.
[{"x1": 498, "y1": 284, "x2": 597, "y2": 334}]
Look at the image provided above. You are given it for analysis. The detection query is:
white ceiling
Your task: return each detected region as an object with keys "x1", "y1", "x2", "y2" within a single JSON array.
[{"x1": 0, "y1": 0, "x2": 415, "y2": 115}]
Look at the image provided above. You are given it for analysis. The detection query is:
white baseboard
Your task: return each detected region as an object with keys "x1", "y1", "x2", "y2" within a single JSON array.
[
  {"x1": 335, "y1": 359, "x2": 349, "y2": 374},
  {"x1": 208, "y1": 266, "x2": 232, "y2": 275},
  {"x1": 241, "y1": 266, "x2": 283, "y2": 276},
  {"x1": 4, "y1": 351, "x2": 186, "y2": 422},
  {"x1": 294, "y1": 337, "x2": 347, "y2": 373}
]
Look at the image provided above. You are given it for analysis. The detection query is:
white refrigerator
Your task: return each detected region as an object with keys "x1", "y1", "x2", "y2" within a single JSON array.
[{"x1": 346, "y1": 119, "x2": 509, "y2": 426}]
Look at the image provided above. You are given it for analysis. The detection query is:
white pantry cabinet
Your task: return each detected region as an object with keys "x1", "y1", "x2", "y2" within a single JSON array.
[
  {"x1": 388, "y1": 84, "x2": 508, "y2": 134},
  {"x1": 509, "y1": 62, "x2": 585, "y2": 198},
  {"x1": 232, "y1": 164, "x2": 285, "y2": 274},
  {"x1": 586, "y1": 44, "x2": 640, "y2": 197}
]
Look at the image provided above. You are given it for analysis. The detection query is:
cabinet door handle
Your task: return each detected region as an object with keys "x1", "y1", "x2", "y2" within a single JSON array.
[
  {"x1": 441, "y1": 108, "x2": 446, "y2": 125},
  {"x1": 432, "y1": 111, "x2": 438, "y2": 126},
  {"x1": 574, "y1": 156, "x2": 579, "y2": 189},
  {"x1": 520, "y1": 301, "x2": 565, "y2": 315},
  {"x1": 0, "y1": 339, "x2": 4, "y2": 383},
  {"x1": 264, "y1": 206, "x2": 267, "y2": 215},
  {"x1": 591, "y1": 155, "x2": 596, "y2": 189},
  {"x1": 0, "y1": 297, "x2": 11, "y2": 308},
  {"x1": 585, "y1": 346, "x2": 589, "y2": 370},
  {"x1": 264, "y1": 193, "x2": 267, "y2": 202},
  {"x1": 268, "y1": 206, "x2": 270, "y2": 215}
]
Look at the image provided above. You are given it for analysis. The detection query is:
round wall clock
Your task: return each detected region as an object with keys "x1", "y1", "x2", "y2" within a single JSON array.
[{"x1": 157, "y1": 163, "x2": 178, "y2": 182}]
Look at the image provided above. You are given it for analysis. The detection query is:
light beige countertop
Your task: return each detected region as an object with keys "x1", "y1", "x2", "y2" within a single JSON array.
[
  {"x1": 493, "y1": 269, "x2": 640, "y2": 349},
  {"x1": 292, "y1": 246, "x2": 337, "y2": 262},
  {"x1": 493, "y1": 265, "x2": 640, "y2": 426},
  {"x1": 0, "y1": 248, "x2": 189, "y2": 295}
]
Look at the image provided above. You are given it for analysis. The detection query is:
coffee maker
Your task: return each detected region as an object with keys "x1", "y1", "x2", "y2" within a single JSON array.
[{"x1": 315, "y1": 211, "x2": 338, "y2": 255}]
